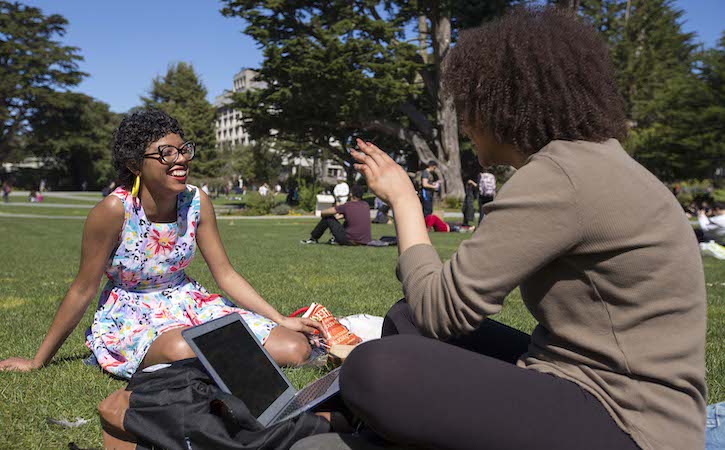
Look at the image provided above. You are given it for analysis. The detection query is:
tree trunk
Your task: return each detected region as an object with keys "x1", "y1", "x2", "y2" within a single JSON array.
[{"x1": 430, "y1": 2, "x2": 464, "y2": 198}]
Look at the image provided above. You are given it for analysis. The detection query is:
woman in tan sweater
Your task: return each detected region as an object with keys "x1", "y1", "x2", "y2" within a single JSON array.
[{"x1": 340, "y1": 7, "x2": 706, "y2": 450}]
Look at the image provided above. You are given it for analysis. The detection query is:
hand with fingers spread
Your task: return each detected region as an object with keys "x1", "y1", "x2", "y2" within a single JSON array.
[{"x1": 350, "y1": 138, "x2": 418, "y2": 207}]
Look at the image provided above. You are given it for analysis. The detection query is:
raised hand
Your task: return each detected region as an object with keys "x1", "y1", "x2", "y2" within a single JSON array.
[{"x1": 350, "y1": 138, "x2": 418, "y2": 207}]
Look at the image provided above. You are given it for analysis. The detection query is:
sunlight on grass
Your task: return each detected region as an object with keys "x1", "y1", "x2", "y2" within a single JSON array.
[{"x1": 0, "y1": 217, "x2": 723, "y2": 448}]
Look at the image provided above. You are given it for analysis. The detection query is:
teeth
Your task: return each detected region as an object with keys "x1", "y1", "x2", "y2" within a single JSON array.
[{"x1": 170, "y1": 169, "x2": 186, "y2": 177}]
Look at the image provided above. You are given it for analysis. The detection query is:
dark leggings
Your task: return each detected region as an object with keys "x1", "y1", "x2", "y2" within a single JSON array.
[{"x1": 339, "y1": 300, "x2": 640, "y2": 450}]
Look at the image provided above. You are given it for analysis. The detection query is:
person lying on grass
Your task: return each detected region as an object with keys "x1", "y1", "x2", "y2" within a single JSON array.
[
  {"x1": 0, "y1": 109, "x2": 326, "y2": 378},
  {"x1": 333, "y1": 7, "x2": 706, "y2": 450}
]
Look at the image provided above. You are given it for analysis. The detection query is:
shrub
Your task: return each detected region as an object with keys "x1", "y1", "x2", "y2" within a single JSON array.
[
  {"x1": 243, "y1": 192, "x2": 279, "y2": 215},
  {"x1": 297, "y1": 180, "x2": 322, "y2": 212},
  {"x1": 443, "y1": 196, "x2": 462, "y2": 210},
  {"x1": 270, "y1": 204, "x2": 291, "y2": 215}
]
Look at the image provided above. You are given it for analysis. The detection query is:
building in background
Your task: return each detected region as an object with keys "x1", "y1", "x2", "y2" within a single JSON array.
[
  {"x1": 214, "y1": 68, "x2": 266, "y2": 148},
  {"x1": 213, "y1": 68, "x2": 347, "y2": 186}
]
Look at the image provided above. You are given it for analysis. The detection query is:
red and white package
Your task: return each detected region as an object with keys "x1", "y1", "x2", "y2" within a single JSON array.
[{"x1": 302, "y1": 303, "x2": 362, "y2": 346}]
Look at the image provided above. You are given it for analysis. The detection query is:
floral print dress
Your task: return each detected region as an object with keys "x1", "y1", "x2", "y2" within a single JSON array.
[{"x1": 85, "y1": 185, "x2": 276, "y2": 379}]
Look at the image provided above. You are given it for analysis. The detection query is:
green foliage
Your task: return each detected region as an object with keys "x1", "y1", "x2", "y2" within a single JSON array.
[
  {"x1": 580, "y1": 0, "x2": 723, "y2": 181},
  {"x1": 26, "y1": 93, "x2": 120, "y2": 189},
  {"x1": 241, "y1": 191, "x2": 281, "y2": 215},
  {"x1": 141, "y1": 63, "x2": 217, "y2": 177},
  {"x1": 220, "y1": 1, "x2": 513, "y2": 197},
  {"x1": 0, "y1": 1, "x2": 86, "y2": 161},
  {"x1": 270, "y1": 203, "x2": 291, "y2": 216},
  {"x1": 221, "y1": 1, "x2": 420, "y2": 166},
  {"x1": 443, "y1": 196, "x2": 462, "y2": 210},
  {"x1": 296, "y1": 179, "x2": 323, "y2": 212}
]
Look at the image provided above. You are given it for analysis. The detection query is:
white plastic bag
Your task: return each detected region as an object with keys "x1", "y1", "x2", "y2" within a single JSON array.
[{"x1": 339, "y1": 314, "x2": 384, "y2": 342}]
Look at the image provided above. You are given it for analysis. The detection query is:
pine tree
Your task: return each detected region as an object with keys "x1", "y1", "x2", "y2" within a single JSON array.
[
  {"x1": 578, "y1": 0, "x2": 720, "y2": 180},
  {"x1": 141, "y1": 62, "x2": 218, "y2": 178},
  {"x1": 0, "y1": 1, "x2": 86, "y2": 162}
]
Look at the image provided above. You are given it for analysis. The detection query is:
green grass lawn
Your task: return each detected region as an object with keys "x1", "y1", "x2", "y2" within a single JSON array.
[
  {"x1": 0, "y1": 205, "x2": 92, "y2": 216},
  {"x1": 0, "y1": 217, "x2": 723, "y2": 448},
  {"x1": 4, "y1": 195, "x2": 100, "y2": 205}
]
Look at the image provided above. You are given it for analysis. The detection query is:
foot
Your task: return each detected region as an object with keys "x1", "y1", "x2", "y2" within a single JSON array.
[
  {"x1": 300, "y1": 238, "x2": 318, "y2": 244},
  {"x1": 327, "y1": 237, "x2": 338, "y2": 245}
]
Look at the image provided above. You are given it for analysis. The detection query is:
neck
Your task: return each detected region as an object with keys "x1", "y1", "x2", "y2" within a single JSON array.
[
  {"x1": 500, "y1": 145, "x2": 528, "y2": 169},
  {"x1": 138, "y1": 185, "x2": 177, "y2": 222}
]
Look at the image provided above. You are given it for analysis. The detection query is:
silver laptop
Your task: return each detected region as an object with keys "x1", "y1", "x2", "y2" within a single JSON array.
[{"x1": 182, "y1": 313, "x2": 340, "y2": 427}]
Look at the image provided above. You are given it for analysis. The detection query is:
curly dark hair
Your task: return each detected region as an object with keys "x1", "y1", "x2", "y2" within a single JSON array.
[
  {"x1": 444, "y1": 6, "x2": 627, "y2": 155},
  {"x1": 111, "y1": 109, "x2": 185, "y2": 187}
]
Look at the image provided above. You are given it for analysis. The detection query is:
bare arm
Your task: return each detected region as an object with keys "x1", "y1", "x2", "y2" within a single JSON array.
[
  {"x1": 421, "y1": 177, "x2": 437, "y2": 190},
  {"x1": 0, "y1": 196, "x2": 124, "y2": 371},
  {"x1": 195, "y1": 190, "x2": 326, "y2": 336},
  {"x1": 320, "y1": 206, "x2": 338, "y2": 217}
]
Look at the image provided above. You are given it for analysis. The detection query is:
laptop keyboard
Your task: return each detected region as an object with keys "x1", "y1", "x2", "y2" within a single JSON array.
[{"x1": 274, "y1": 369, "x2": 340, "y2": 422}]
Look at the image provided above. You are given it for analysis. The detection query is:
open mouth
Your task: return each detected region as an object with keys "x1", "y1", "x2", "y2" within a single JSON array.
[{"x1": 168, "y1": 166, "x2": 188, "y2": 180}]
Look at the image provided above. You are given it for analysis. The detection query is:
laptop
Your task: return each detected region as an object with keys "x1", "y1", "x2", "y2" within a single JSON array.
[{"x1": 182, "y1": 313, "x2": 341, "y2": 427}]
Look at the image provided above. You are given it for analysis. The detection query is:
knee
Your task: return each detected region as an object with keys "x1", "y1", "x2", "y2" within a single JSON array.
[
  {"x1": 161, "y1": 336, "x2": 195, "y2": 362},
  {"x1": 340, "y1": 336, "x2": 416, "y2": 410},
  {"x1": 98, "y1": 389, "x2": 132, "y2": 430},
  {"x1": 280, "y1": 333, "x2": 312, "y2": 367}
]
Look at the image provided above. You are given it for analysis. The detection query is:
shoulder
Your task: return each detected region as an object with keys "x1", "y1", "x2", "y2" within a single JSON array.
[
  {"x1": 195, "y1": 186, "x2": 215, "y2": 215},
  {"x1": 500, "y1": 149, "x2": 577, "y2": 200},
  {"x1": 85, "y1": 194, "x2": 125, "y2": 234}
]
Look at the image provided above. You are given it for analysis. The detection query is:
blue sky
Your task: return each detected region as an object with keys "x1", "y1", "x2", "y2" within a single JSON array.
[{"x1": 21, "y1": 0, "x2": 725, "y2": 114}]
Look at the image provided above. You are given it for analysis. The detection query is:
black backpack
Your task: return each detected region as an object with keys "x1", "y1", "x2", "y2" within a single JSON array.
[{"x1": 123, "y1": 358, "x2": 331, "y2": 450}]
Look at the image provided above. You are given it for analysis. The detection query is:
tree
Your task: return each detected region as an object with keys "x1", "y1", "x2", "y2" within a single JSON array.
[
  {"x1": 27, "y1": 92, "x2": 120, "y2": 189},
  {"x1": 577, "y1": 0, "x2": 720, "y2": 180},
  {"x1": 141, "y1": 62, "x2": 217, "y2": 178},
  {"x1": 0, "y1": 1, "x2": 86, "y2": 162},
  {"x1": 221, "y1": 1, "x2": 513, "y2": 198}
]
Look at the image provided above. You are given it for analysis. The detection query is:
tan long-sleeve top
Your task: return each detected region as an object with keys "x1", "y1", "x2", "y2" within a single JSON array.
[{"x1": 398, "y1": 139, "x2": 706, "y2": 450}]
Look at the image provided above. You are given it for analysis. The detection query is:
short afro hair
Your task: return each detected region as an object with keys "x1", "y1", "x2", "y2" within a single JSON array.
[
  {"x1": 111, "y1": 109, "x2": 184, "y2": 187},
  {"x1": 444, "y1": 6, "x2": 627, "y2": 155},
  {"x1": 351, "y1": 184, "x2": 365, "y2": 199}
]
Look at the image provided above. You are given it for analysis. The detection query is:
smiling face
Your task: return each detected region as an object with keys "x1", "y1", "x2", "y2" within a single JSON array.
[{"x1": 136, "y1": 133, "x2": 191, "y2": 196}]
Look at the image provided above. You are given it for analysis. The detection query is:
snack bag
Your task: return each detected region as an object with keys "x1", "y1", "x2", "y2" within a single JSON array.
[{"x1": 302, "y1": 303, "x2": 362, "y2": 346}]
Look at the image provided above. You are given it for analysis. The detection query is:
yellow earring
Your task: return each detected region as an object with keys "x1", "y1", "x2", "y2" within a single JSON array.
[{"x1": 131, "y1": 175, "x2": 141, "y2": 197}]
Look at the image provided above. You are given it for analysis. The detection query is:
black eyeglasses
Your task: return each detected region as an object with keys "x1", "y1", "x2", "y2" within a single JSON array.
[{"x1": 143, "y1": 141, "x2": 196, "y2": 165}]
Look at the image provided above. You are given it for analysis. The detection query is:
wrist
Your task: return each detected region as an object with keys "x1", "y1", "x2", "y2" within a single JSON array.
[
  {"x1": 31, "y1": 357, "x2": 44, "y2": 369},
  {"x1": 389, "y1": 191, "x2": 420, "y2": 210}
]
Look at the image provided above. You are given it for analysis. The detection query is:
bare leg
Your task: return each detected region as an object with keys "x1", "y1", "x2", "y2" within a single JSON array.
[
  {"x1": 263, "y1": 326, "x2": 312, "y2": 366},
  {"x1": 98, "y1": 389, "x2": 136, "y2": 450},
  {"x1": 138, "y1": 326, "x2": 195, "y2": 370},
  {"x1": 139, "y1": 324, "x2": 312, "y2": 370},
  {"x1": 102, "y1": 429, "x2": 137, "y2": 450}
]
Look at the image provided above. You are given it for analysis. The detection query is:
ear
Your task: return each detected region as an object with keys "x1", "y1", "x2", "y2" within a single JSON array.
[{"x1": 126, "y1": 162, "x2": 140, "y2": 176}]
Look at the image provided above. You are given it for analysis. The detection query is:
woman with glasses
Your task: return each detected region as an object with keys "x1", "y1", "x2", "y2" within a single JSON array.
[{"x1": 0, "y1": 109, "x2": 325, "y2": 381}]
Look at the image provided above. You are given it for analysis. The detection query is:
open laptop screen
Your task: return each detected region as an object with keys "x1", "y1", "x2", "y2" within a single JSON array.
[{"x1": 190, "y1": 319, "x2": 289, "y2": 418}]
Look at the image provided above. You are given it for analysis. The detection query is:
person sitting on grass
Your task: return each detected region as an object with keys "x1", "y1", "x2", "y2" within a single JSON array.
[
  {"x1": 301, "y1": 184, "x2": 371, "y2": 246},
  {"x1": 0, "y1": 110, "x2": 325, "y2": 377},
  {"x1": 331, "y1": 7, "x2": 706, "y2": 450}
]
